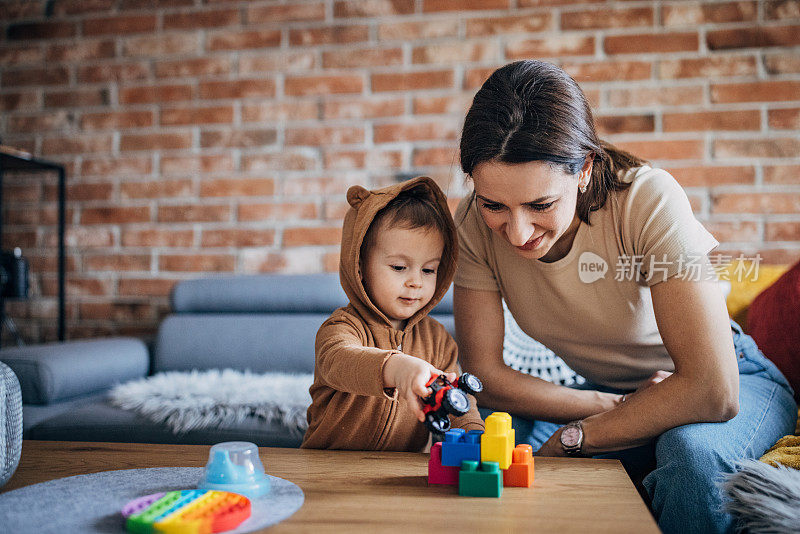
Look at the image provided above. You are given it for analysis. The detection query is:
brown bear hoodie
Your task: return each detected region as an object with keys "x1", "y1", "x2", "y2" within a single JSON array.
[{"x1": 301, "y1": 176, "x2": 484, "y2": 451}]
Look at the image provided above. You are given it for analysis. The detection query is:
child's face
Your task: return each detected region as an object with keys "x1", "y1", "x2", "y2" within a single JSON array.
[{"x1": 361, "y1": 222, "x2": 445, "y2": 330}]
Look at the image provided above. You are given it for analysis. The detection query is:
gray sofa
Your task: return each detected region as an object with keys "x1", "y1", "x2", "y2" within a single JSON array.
[{"x1": 1, "y1": 274, "x2": 458, "y2": 448}]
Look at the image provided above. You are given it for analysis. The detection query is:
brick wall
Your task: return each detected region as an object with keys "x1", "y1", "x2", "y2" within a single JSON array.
[{"x1": 0, "y1": 0, "x2": 798, "y2": 344}]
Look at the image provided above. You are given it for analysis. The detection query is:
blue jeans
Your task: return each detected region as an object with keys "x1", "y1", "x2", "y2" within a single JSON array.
[{"x1": 481, "y1": 322, "x2": 798, "y2": 534}]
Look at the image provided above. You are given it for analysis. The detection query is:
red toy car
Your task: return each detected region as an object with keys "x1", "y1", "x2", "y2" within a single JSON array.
[{"x1": 421, "y1": 373, "x2": 483, "y2": 434}]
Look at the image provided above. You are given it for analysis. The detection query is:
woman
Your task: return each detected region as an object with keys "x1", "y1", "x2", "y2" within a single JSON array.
[{"x1": 453, "y1": 60, "x2": 796, "y2": 534}]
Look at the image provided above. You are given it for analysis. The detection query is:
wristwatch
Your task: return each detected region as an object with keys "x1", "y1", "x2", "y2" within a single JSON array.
[{"x1": 559, "y1": 420, "x2": 584, "y2": 456}]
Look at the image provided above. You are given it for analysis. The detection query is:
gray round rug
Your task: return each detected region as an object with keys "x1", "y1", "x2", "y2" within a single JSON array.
[{"x1": 0, "y1": 467, "x2": 304, "y2": 533}]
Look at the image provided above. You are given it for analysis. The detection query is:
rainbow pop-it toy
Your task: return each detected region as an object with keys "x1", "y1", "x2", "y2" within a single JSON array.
[{"x1": 121, "y1": 489, "x2": 251, "y2": 534}]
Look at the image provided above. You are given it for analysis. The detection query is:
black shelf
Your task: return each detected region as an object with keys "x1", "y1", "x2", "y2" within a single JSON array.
[{"x1": 0, "y1": 145, "x2": 66, "y2": 343}]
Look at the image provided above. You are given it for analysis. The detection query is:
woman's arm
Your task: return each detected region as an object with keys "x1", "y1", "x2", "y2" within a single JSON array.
[
  {"x1": 538, "y1": 275, "x2": 739, "y2": 456},
  {"x1": 454, "y1": 286, "x2": 621, "y2": 423}
]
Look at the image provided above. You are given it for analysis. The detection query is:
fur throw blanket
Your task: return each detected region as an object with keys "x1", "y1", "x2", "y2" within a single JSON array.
[
  {"x1": 109, "y1": 370, "x2": 313, "y2": 436},
  {"x1": 723, "y1": 459, "x2": 800, "y2": 533}
]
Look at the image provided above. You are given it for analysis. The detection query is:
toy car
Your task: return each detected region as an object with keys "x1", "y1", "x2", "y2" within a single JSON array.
[{"x1": 421, "y1": 372, "x2": 484, "y2": 434}]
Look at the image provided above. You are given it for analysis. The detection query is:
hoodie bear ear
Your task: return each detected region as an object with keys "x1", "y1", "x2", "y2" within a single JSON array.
[{"x1": 346, "y1": 185, "x2": 371, "y2": 208}]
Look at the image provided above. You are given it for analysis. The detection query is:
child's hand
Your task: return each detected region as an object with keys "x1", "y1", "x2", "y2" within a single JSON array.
[{"x1": 383, "y1": 353, "x2": 457, "y2": 423}]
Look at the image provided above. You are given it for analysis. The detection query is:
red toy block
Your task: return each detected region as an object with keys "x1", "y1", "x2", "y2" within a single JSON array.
[
  {"x1": 503, "y1": 444, "x2": 534, "y2": 488},
  {"x1": 428, "y1": 442, "x2": 459, "y2": 485}
]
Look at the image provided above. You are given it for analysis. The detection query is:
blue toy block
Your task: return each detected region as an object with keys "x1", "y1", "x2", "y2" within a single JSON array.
[
  {"x1": 458, "y1": 460, "x2": 503, "y2": 498},
  {"x1": 440, "y1": 428, "x2": 483, "y2": 467}
]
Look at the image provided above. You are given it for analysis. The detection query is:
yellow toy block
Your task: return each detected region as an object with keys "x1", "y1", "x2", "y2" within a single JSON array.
[{"x1": 481, "y1": 412, "x2": 515, "y2": 469}]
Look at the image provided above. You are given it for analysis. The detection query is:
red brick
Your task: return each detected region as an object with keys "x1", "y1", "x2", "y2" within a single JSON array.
[
  {"x1": 44, "y1": 88, "x2": 109, "y2": 107},
  {"x1": 285, "y1": 75, "x2": 364, "y2": 96},
  {"x1": 463, "y1": 66, "x2": 505, "y2": 89},
  {"x1": 373, "y1": 121, "x2": 459, "y2": 143},
  {"x1": 605, "y1": 32, "x2": 698, "y2": 55},
  {"x1": 765, "y1": 53, "x2": 800, "y2": 74},
  {"x1": 372, "y1": 70, "x2": 453, "y2": 92},
  {"x1": 77, "y1": 62, "x2": 150, "y2": 83},
  {"x1": 662, "y1": 1, "x2": 757, "y2": 26},
  {"x1": 80, "y1": 302, "x2": 154, "y2": 322},
  {"x1": 285, "y1": 126, "x2": 364, "y2": 146},
  {"x1": 283, "y1": 226, "x2": 343, "y2": 246},
  {"x1": 81, "y1": 206, "x2": 150, "y2": 225},
  {"x1": 63, "y1": 183, "x2": 113, "y2": 202},
  {"x1": 6, "y1": 21, "x2": 76, "y2": 40},
  {"x1": 666, "y1": 166, "x2": 755, "y2": 187},
  {"x1": 596, "y1": 114, "x2": 655, "y2": 135},
  {"x1": 323, "y1": 97, "x2": 404, "y2": 119},
  {"x1": 123, "y1": 34, "x2": 199, "y2": 57},
  {"x1": 58, "y1": 278, "x2": 114, "y2": 297},
  {"x1": 60, "y1": 227, "x2": 115, "y2": 248},
  {"x1": 755, "y1": 249, "x2": 800, "y2": 264},
  {"x1": 242, "y1": 152, "x2": 318, "y2": 172},
  {"x1": 119, "y1": 0, "x2": 192, "y2": 9},
  {"x1": 713, "y1": 193, "x2": 800, "y2": 214},
  {"x1": 714, "y1": 138, "x2": 800, "y2": 158},
  {"x1": 161, "y1": 154, "x2": 234, "y2": 175},
  {"x1": 160, "y1": 254, "x2": 235, "y2": 272},
  {"x1": 4, "y1": 184, "x2": 41, "y2": 203},
  {"x1": 207, "y1": 29, "x2": 282, "y2": 51},
  {"x1": 51, "y1": 0, "x2": 115, "y2": 16},
  {"x1": 161, "y1": 105, "x2": 234, "y2": 126},
  {"x1": 4, "y1": 230, "x2": 36, "y2": 248},
  {"x1": 703, "y1": 220, "x2": 761, "y2": 243},
  {"x1": 163, "y1": 9, "x2": 239, "y2": 30},
  {"x1": 158, "y1": 205, "x2": 231, "y2": 223},
  {"x1": 323, "y1": 47, "x2": 403, "y2": 68},
  {"x1": 764, "y1": 165, "x2": 800, "y2": 184},
  {"x1": 325, "y1": 149, "x2": 403, "y2": 169},
  {"x1": 119, "y1": 84, "x2": 193, "y2": 104},
  {"x1": 768, "y1": 108, "x2": 800, "y2": 129},
  {"x1": 615, "y1": 139, "x2": 704, "y2": 161},
  {"x1": 466, "y1": 13, "x2": 551, "y2": 36},
  {"x1": 238, "y1": 203, "x2": 319, "y2": 222},
  {"x1": 0, "y1": 92, "x2": 38, "y2": 112},
  {"x1": 518, "y1": 0, "x2": 603, "y2": 5},
  {"x1": 413, "y1": 146, "x2": 458, "y2": 167},
  {"x1": 323, "y1": 252, "x2": 340, "y2": 273},
  {"x1": 283, "y1": 176, "x2": 360, "y2": 196},
  {"x1": 8, "y1": 112, "x2": 71, "y2": 133},
  {"x1": 378, "y1": 19, "x2": 458, "y2": 41},
  {"x1": 562, "y1": 7, "x2": 653, "y2": 30},
  {"x1": 200, "y1": 178, "x2": 275, "y2": 197},
  {"x1": 708, "y1": 26, "x2": 800, "y2": 50},
  {"x1": 82, "y1": 156, "x2": 151, "y2": 177},
  {"x1": 413, "y1": 41, "x2": 500, "y2": 64},
  {"x1": 334, "y1": 0, "x2": 414, "y2": 17},
  {"x1": 566, "y1": 61, "x2": 653, "y2": 83},
  {"x1": 423, "y1": 0, "x2": 509, "y2": 12},
  {"x1": 248, "y1": 2, "x2": 326, "y2": 23},
  {"x1": 42, "y1": 134, "x2": 113, "y2": 155},
  {"x1": 120, "y1": 179, "x2": 193, "y2": 200},
  {"x1": 239, "y1": 51, "x2": 316, "y2": 73},
  {"x1": 506, "y1": 35, "x2": 594, "y2": 59},
  {"x1": 199, "y1": 79, "x2": 276, "y2": 99},
  {"x1": 663, "y1": 110, "x2": 761, "y2": 132},
  {"x1": 0, "y1": 1, "x2": 44, "y2": 20},
  {"x1": 766, "y1": 222, "x2": 800, "y2": 241},
  {"x1": 659, "y1": 56, "x2": 757, "y2": 79},
  {"x1": 243, "y1": 101, "x2": 319, "y2": 122},
  {"x1": 0, "y1": 45, "x2": 44, "y2": 66},
  {"x1": 289, "y1": 25, "x2": 369, "y2": 46},
  {"x1": 154, "y1": 57, "x2": 231, "y2": 78},
  {"x1": 3, "y1": 67, "x2": 69, "y2": 87},
  {"x1": 81, "y1": 110, "x2": 154, "y2": 130},
  {"x1": 607, "y1": 85, "x2": 704, "y2": 107},
  {"x1": 46, "y1": 40, "x2": 116, "y2": 62},
  {"x1": 121, "y1": 228, "x2": 194, "y2": 247},
  {"x1": 201, "y1": 228, "x2": 276, "y2": 247},
  {"x1": 323, "y1": 201, "x2": 351, "y2": 220},
  {"x1": 200, "y1": 129, "x2": 277, "y2": 148},
  {"x1": 714, "y1": 77, "x2": 800, "y2": 102},
  {"x1": 118, "y1": 279, "x2": 178, "y2": 297},
  {"x1": 83, "y1": 14, "x2": 156, "y2": 36},
  {"x1": 413, "y1": 94, "x2": 473, "y2": 115},
  {"x1": 766, "y1": 0, "x2": 800, "y2": 20},
  {"x1": 120, "y1": 132, "x2": 193, "y2": 151}
]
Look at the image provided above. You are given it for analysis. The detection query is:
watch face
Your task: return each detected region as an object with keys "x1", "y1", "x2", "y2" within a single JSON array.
[{"x1": 561, "y1": 426, "x2": 581, "y2": 447}]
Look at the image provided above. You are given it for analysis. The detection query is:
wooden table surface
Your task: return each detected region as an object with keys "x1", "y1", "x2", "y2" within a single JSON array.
[{"x1": 3, "y1": 440, "x2": 659, "y2": 533}]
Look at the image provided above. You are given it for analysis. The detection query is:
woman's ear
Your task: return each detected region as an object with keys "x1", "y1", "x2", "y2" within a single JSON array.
[
  {"x1": 347, "y1": 185, "x2": 370, "y2": 208},
  {"x1": 579, "y1": 154, "x2": 594, "y2": 189}
]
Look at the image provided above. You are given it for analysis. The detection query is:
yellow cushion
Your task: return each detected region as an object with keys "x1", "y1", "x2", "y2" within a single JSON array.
[{"x1": 717, "y1": 262, "x2": 789, "y2": 329}]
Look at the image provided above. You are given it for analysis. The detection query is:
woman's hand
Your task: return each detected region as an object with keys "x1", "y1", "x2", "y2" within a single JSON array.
[
  {"x1": 382, "y1": 353, "x2": 456, "y2": 422},
  {"x1": 534, "y1": 427, "x2": 568, "y2": 457}
]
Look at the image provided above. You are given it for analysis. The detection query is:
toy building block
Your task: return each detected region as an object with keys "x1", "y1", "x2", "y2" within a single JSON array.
[
  {"x1": 440, "y1": 428, "x2": 483, "y2": 467},
  {"x1": 503, "y1": 444, "x2": 535, "y2": 487},
  {"x1": 458, "y1": 460, "x2": 503, "y2": 498},
  {"x1": 481, "y1": 412, "x2": 515, "y2": 469},
  {"x1": 428, "y1": 442, "x2": 459, "y2": 485}
]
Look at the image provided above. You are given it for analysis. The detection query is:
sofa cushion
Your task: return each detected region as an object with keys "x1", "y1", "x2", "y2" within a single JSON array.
[{"x1": 747, "y1": 260, "x2": 800, "y2": 400}]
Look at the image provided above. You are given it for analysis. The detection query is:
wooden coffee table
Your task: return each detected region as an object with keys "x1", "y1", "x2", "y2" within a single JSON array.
[{"x1": 3, "y1": 440, "x2": 658, "y2": 533}]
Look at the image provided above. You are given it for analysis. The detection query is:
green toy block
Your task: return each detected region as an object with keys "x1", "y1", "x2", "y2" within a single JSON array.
[{"x1": 458, "y1": 460, "x2": 503, "y2": 498}]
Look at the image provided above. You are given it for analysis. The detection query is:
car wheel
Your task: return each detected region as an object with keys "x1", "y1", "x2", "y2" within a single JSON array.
[
  {"x1": 442, "y1": 388, "x2": 470, "y2": 416},
  {"x1": 426, "y1": 413, "x2": 450, "y2": 434},
  {"x1": 458, "y1": 373, "x2": 483, "y2": 396}
]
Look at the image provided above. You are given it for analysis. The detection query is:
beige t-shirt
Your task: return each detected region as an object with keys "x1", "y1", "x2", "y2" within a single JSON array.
[{"x1": 454, "y1": 166, "x2": 719, "y2": 390}]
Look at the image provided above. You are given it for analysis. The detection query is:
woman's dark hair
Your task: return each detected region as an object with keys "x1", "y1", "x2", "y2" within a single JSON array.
[{"x1": 460, "y1": 60, "x2": 646, "y2": 224}]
